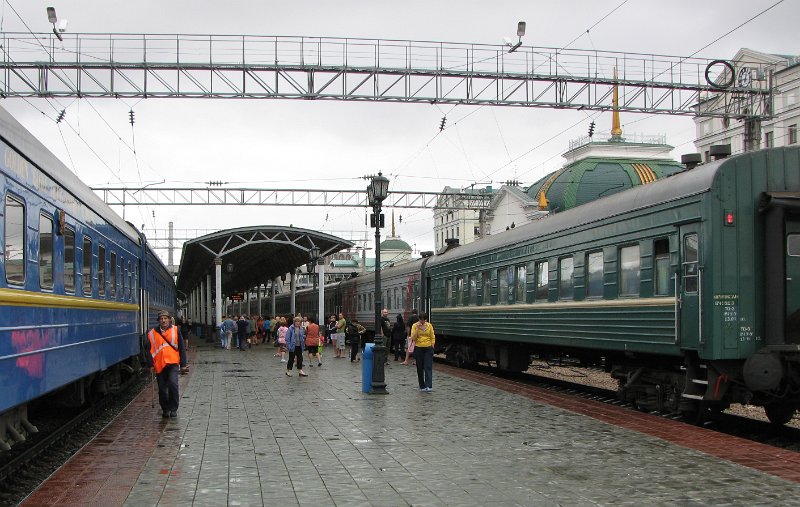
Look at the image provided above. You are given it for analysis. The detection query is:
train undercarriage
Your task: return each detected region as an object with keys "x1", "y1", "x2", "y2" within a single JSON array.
[{"x1": 440, "y1": 336, "x2": 800, "y2": 426}]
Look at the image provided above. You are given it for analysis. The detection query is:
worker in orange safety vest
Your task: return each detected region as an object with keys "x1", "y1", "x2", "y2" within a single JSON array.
[{"x1": 146, "y1": 310, "x2": 188, "y2": 418}]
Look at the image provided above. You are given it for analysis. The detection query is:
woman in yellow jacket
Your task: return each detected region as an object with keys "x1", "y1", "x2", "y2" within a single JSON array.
[{"x1": 410, "y1": 312, "x2": 435, "y2": 392}]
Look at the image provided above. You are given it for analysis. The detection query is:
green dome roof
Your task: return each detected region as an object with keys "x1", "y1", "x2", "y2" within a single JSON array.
[
  {"x1": 380, "y1": 238, "x2": 412, "y2": 251},
  {"x1": 527, "y1": 157, "x2": 685, "y2": 213}
]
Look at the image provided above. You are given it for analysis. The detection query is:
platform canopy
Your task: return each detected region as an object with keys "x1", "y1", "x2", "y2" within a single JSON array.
[{"x1": 175, "y1": 226, "x2": 353, "y2": 296}]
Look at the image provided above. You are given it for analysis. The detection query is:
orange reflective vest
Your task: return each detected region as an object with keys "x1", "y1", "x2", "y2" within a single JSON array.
[{"x1": 148, "y1": 326, "x2": 180, "y2": 374}]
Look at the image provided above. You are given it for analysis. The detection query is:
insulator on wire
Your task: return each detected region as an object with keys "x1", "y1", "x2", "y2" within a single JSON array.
[
  {"x1": 56, "y1": 109, "x2": 66, "y2": 123},
  {"x1": 588, "y1": 121, "x2": 595, "y2": 137},
  {"x1": 129, "y1": 110, "x2": 135, "y2": 125},
  {"x1": 439, "y1": 116, "x2": 447, "y2": 131}
]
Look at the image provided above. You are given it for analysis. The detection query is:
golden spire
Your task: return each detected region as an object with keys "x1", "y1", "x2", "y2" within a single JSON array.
[
  {"x1": 611, "y1": 66, "x2": 623, "y2": 140},
  {"x1": 538, "y1": 191, "x2": 548, "y2": 211}
]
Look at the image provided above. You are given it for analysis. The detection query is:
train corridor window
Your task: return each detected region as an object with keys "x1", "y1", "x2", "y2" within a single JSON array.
[
  {"x1": 110, "y1": 252, "x2": 117, "y2": 298},
  {"x1": 39, "y1": 213, "x2": 54, "y2": 290},
  {"x1": 457, "y1": 277, "x2": 464, "y2": 306},
  {"x1": 481, "y1": 271, "x2": 491, "y2": 306},
  {"x1": 682, "y1": 234, "x2": 699, "y2": 293},
  {"x1": 82, "y1": 237, "x2": 92, "y2": 295},
  {"x1": 446, "y1": 279, "x2": 453, "y2": 306},
  {"x1": 654, "y1": 239, "x2": 670, "y2": 296},
  {"x1": 469, "y1": 274, "x2": 477, "y2": 305},
  {"x1": 559, "y1": 257, "x2": 574, "y2": 300},
  {"x1": 64, "y1": 227, "x2": 75, "y2": 293},
  {"x1": 498, "y1": 268, "x2": 509, "y2": 304},
  {"x1": 586, "y1": 251, "x2": 604, "y2": 298},
  {"x1": 515, "y1": 265, "x2": 526, "y2": 303},
  {"x1": 535, "y1": 261, "x2": 549, "y2": 301},
  {"x1": 122, "y1": 261, "x2": 127, "y2": 301},
  {"x1": 788, "y1": 234, "x2": 800, "y2": 256},
  {"x1": 620, "y1": 245, "x2": 641, "y2": 296},
  {"x1": 4, "y1": 195, "x2": 26, "y2": 285},
  {"x1": 98, "y1": 245, "x2": 106, "y2": 296}
]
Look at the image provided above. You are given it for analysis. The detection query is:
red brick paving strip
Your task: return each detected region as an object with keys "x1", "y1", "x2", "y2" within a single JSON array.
[
  {"x1": 21, "y1": 348, "x2": 197, "y2": 506},
  {"x1": 441, "y1": 364, "x2": 800, "y2": 484}
]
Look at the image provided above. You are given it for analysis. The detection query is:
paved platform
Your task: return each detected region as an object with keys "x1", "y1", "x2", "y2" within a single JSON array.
[{"x1": 23, "y1": 340, "x2": 800, "y2": 506}]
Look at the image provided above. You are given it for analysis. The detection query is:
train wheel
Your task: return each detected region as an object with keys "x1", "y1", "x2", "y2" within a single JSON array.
[{"x1": 764, "y1": 401, "x2": 797, "y2": 426}]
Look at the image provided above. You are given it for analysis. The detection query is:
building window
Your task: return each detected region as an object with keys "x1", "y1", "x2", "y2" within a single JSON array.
[
  {"x1": 586, "y1": 251, "x2": 603, "y2": 298},
  {"x1": 64, "y1": 227, "x2": 76, "y2": 293},
  {"x1": 5, "y1": 195, "x2": 26, "y2": 285},
  {"x1": 559, "y1": 256, "x2": 574, "y2": 300},
  {"x1": 654, "y1": 239, "x2": 670, "y2": 296},
  {"x1": 620, "y1": 245, "x2": 641, "y2": 296},
  {"x1": 765, "y1": 131, "x2": 774, "y2": 148},
  {"x1": 789, "y1": 124, "x2": 798, "y2": 145},
  {"x1": 39, "y1": 213, "x2": 54, "y2": 290},
  {"x1": 535, "y1": 260, "x2": 549, "y2": 301}
]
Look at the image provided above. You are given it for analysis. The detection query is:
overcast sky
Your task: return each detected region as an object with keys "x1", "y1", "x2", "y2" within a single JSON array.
[{"x1": 1, "y1": 0, "x2": 797, "y2": 262}]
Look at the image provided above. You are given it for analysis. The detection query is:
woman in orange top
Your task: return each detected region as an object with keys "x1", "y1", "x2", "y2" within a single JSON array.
[{"x1": 305, "y1": 316, "x2": 323, "y2": 367}]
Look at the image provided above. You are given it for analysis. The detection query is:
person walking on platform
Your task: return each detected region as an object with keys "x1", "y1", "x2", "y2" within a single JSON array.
[
  {"x1": 237, "y1": 315, "x2": 249, "y2": 351},
  {"x1": 325, "y1": 314, "x2": 336, "y2": 346},
  {"x1": 410, "y1": 312, "x2": 435, "y2": 392},
  {"x1": 305, "y1": 316, "x2": 323, "y2": 367},
  {"x1": 285, "y1": 316, "x2": 308, "y2": 377},
  {"x1": 146, "y1": 310, "x2": 188, "y2": 418},
  {"x1": 221, "y1": 315, "x2": 235, "y2": 349},
  {"x1": 391, "y1": 314, "x2": 406, "y2": 361},
  {"x1": 275, "y1": 317, "x2": 289, "y2": 361},
  {"x1": 403, "y1": 309, "x2": 419, "y2": 366},
  {"x1": 348, "y1": 319, "x2": 365, "y2": 362}
]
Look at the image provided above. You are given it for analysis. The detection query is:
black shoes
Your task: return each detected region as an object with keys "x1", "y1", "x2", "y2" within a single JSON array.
[
  {"x1": 162, "y1": 411, "x2": 169, "y2": 419},
  {"x1": 169, "y1": 411, "x2": 177, "y2": 418}
]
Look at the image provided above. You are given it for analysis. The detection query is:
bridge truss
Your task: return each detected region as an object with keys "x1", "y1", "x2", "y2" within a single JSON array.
[{"x1": 0, "y1": 32, "x2": 771, "y2": 119}]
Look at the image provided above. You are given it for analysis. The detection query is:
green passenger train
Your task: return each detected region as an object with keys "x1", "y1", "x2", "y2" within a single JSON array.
[{"x1": 425, "y1": 146, "x2": 800, "y2": 424}]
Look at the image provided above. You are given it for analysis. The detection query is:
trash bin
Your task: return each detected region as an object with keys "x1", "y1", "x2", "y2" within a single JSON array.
[{"x1": 362, "y1": 343, "x2": 374, "y2": 393}]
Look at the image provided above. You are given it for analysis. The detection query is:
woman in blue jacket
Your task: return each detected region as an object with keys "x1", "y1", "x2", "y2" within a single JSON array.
[{"x1": 285, "y1": 316, "x2": 308, "y2": 377}]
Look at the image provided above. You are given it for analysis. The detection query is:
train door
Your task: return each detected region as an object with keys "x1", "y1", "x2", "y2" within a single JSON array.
[
  {"x1": 679, "y1": 224, "x2": 702, "y2": 349},
  {"x1": 787, "y1": 220, "x2": 800, "y2": 342}
]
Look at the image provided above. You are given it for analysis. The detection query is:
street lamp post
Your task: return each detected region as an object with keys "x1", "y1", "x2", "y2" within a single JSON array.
[{"x1": 368, "y1": 172, "x2": 389, "y2": 394}]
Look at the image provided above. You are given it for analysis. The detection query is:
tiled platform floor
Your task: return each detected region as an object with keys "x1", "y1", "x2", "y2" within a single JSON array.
[{"x1": 23, "y1": 341, "x2": 800, "y2": 506}]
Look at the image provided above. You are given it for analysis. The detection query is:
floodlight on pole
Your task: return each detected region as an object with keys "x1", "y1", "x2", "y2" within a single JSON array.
[
  {"x1": 46, "y1": 6, "x2": 67, "y2": 41},
  {"x1": 507, "y1": 21, "x2": 526, "y2": 53}
]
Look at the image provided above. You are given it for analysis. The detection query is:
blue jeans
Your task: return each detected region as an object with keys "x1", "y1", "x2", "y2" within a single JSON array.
[
  {"x1": 413, "y1": 347, "x2": 433, "y2": 389},
  {"x1": 156, "y1": 364, "x2": 180, "y2": 413},
  {"x1": 219, "y1": 328, "x2": 226, "y2": 349}
]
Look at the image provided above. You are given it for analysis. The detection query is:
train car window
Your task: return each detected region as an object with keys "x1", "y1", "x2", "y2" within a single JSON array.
[
  {"x1": 446, "y1": 279, "x2": 453, "y2": 306},
  {"x1": 457, "y1": 277, "x2": 464, "y2": 306},
  {"x1": 559, "y1": 257, "x2": 574, "y2": 300},
  {"x1": 620, "y1": 245, "x2": 641, "y2": 296},
  {"x1": 122, "y1": 260, "x2": 127, "y2": 301},
  {"x1": 481, "y1": 271, "x2": 491, "y2": 306},
  {"x1": 82, "y1": 236, "x2": 92, "y2": 296},
  {"x1": 497, "y1": 268, "x2": 508, "y2": 304},
  {"x1": 127, "y1": 261, "x2": 133, "y2": 299},
  {"x1": 4, "y1": 194, "x2": 26, "y2": 285},
  {"x1": 586, "y1": 251, "x2": 604, "y2": 298},
  {"x1": 515, "y1": 265, "x2": 526, "y2": 303},
  {"x1": 788, "y1": 235, "x2": 800, "y2": 256},
  {"x1": 98, "y1": 245, "x2": 106, "y2": 296},
  {"x1": 39, "y1": 212, "x2": 54, "y2": 290},
  {"x1": 64, "y1": 227, "x2": 75, "y2": 293},
  {"x1": 682, "y1": 235, "x2": 698, "y2": 293},
  {"x1": 469, "y1": 275, "x2": 477, "y2": 306},
  {"x1": 535, "y1": 261, "x2": 549, "y2": 301},
  {"x1": 654, "y1": 239, "x2": 670, "y2": 296},
  {"x1": 110, "y1": 252, "x2": 117, "y2": 298}
]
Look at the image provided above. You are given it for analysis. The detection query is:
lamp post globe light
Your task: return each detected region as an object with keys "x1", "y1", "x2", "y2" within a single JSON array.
[{"x1": 369, "y1": 172, "x2": 389, "y2": 394}]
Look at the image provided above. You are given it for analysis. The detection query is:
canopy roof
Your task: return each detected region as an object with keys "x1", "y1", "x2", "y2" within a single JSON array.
[{"x1": 176, "y1": 226, "x2": 352, "y2": 295}]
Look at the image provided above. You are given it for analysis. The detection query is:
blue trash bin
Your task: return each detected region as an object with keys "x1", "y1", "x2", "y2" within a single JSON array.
[{"x1": 362, "y1": 343, "x2": 374, "y2": 393}]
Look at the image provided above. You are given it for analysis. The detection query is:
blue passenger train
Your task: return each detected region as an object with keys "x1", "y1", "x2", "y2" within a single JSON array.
[
  {"x1": 276, "y1": 146, "x2": 800, "y2": 424},
  {"x1": 0, "y1": 106, "x2": 175, "y2": 451}
]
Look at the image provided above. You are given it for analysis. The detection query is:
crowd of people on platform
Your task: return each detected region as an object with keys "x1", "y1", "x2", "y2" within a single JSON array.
[{"x1": 212, "y1": 307, "x2": 435, "y2": 391}]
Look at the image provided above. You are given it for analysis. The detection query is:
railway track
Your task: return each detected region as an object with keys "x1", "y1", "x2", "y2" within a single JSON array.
[
  {"x1": 436, "y1": 357, "x2": 800, "y2": 451},
  {"x1": 0, "y1": 372, "x2": 149, "y2": 505}
]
